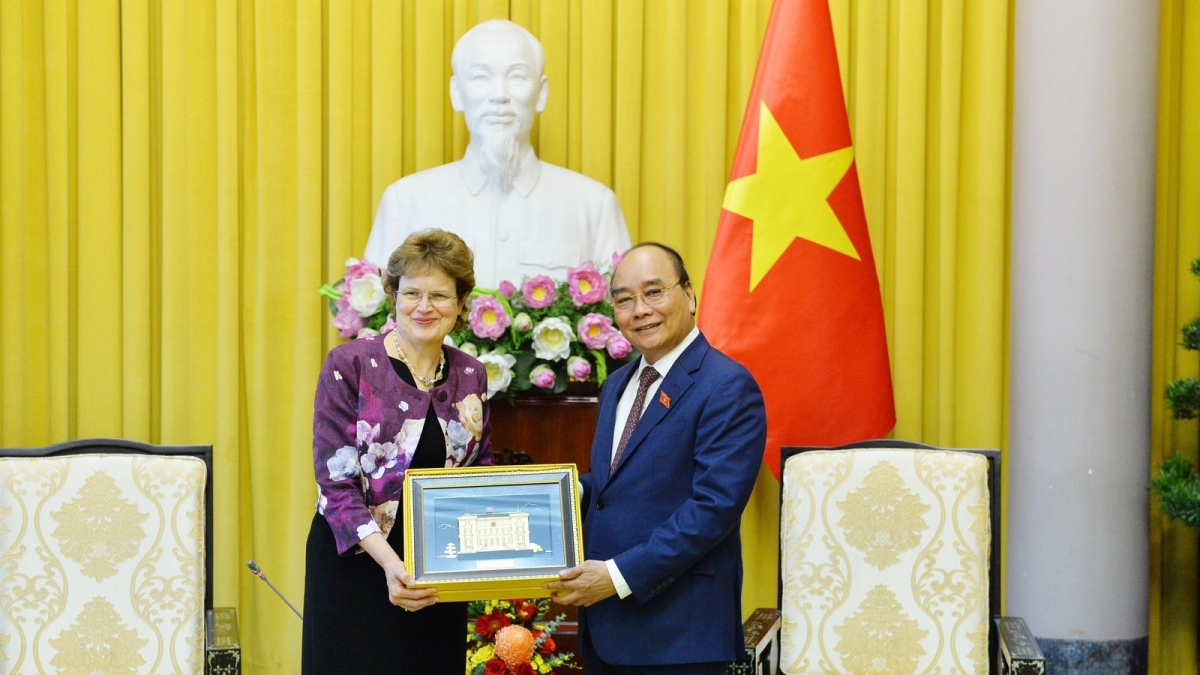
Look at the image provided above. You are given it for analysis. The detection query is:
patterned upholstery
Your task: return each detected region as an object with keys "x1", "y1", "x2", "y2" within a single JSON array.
[
  {"x1": 0, "y1": 453, "x2": 207, "y2": 674},
  {"x1": 779, "y1": 447, "x2": 991, "y2": 675}
]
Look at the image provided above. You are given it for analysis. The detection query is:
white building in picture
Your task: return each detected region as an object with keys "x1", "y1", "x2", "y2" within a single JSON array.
[{"x1": 457, "y1": 509, "x2": 542, "y2": 554}]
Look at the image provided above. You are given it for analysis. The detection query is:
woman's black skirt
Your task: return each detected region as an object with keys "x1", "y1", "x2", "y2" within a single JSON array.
[{"x1": 301, "y1": 512, "x2": 467, "y2": 674}]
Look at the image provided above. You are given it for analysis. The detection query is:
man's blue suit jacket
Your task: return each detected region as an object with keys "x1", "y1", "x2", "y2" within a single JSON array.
[{"x1": 579, "y1": 332, "x2": 766, "y2": 666}]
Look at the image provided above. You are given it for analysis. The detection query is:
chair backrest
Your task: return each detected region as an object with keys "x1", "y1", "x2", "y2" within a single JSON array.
[
  {"x1": 0, "y1": 438, "x2": 212, "y2": 674},
  {"x1": 778, "y1": 440, "x2": 1000, "y2": 675}
]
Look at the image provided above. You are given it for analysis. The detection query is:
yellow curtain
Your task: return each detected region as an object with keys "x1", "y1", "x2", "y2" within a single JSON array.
[
  {"x1": 0, "y1": 0, "x2": 1012, "y2": 672},
  {"x1": 1150, "y1": 1, "x2": 1200, "y2": 672}
]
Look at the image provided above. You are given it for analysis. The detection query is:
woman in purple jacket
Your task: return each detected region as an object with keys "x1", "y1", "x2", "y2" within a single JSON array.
[{"x1": 302, "y1": 229, "x2": 492, "y2": 674}]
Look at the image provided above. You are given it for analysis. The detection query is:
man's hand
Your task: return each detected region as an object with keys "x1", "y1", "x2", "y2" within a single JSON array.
[{"x1": 543, "y1": 560, "x2": 616, "y2": 607}]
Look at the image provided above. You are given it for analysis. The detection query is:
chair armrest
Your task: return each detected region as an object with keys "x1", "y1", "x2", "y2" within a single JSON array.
[
  {"x1": 206, "y1": 607, "x2": 242, "y2": 675},
  {"x1": 727, "y1": 608, "x2": 781, "y2": 675},
  {"x1": 994, "y1": 616, "x2": 1046, "y2": 675}
]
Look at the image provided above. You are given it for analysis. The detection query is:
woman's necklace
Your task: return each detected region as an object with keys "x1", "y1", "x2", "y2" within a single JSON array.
[{"x1": 391, "y1": 330, "x2": 445, "y2": 389}]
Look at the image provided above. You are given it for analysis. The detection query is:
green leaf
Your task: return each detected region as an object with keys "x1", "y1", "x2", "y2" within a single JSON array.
[
  {"x1": 591, "y1": 349, "x2": 608, "y2": 385},
  {"x1": 317, "y1": 281, "x2": 345, "y2": 301},
  {"x1": 511, "y1": 352, "x2": 537, "y2": 391},
  {"x1": 550, "y1": 366, "x2": 569, "y2": 394},
  {"x1": 509, "y1": 328, "x2": 529, "y2": 351},
  {"x1": 319, "y1": 282, "x2": 345, "y2": 317}
]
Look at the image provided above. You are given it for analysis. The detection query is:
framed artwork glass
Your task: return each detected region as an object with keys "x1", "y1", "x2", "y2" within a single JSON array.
[{"x1": 402, "y1": 464, "x2": 583, "y2": 601}]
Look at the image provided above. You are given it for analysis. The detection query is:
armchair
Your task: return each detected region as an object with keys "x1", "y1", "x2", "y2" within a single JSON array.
[
  {"x1": 0, "y1": 438, "x2": 237, "y2": 674},
  {"x1": 736, "y1": 440, "x2": 1045, "y2": 674}
]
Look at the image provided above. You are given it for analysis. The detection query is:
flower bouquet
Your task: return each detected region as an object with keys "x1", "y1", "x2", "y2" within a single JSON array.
[
  {"x1": 466, "y1": 598, "x2": 578, "y2": 675},
  {"x1": 320, "y1": 257, "x2": 637, "y2": 399},
  {"x1": 449, "y1": 261, "x2": 636, "y2": 400},
  {"x1": 318, "y1": 258, "x2": 396, "y2": 339}
]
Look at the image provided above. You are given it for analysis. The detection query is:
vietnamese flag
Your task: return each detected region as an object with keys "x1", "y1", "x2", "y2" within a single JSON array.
[{"x1": 698, "y1": 0, "x2": 895, "y2": 479}]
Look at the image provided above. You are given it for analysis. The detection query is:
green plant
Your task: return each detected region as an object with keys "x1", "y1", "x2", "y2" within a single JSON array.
[
  {"x1": 1164, "y1": 258, "x2": 1200, "y2": 419},
  {"x1": 1151, "y1": 455, "x2": 1200, "y2": 527},
  {"x1": 1152, "y1": 258, "x2": 1200, "y2": 525},
  {"x1": 1167, "y1": 378, "x2": 1200, "y2": 421}
]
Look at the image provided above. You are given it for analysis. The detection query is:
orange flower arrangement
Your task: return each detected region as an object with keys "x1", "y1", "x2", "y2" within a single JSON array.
[{"x1": 466, "y1": 599, "x2": 577, "y2": 675}]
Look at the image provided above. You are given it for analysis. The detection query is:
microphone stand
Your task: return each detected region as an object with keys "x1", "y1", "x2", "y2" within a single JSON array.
[{"x1": 246, "y1": 560, "x2": 304, "y2": 621}]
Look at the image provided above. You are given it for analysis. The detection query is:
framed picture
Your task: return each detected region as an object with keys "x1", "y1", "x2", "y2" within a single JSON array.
[{"x1": 402, "y1": 464, "x2": 583, "y2": 602}]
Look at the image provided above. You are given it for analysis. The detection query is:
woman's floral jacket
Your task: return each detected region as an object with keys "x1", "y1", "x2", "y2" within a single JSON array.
[{"x1": 312, "y1": 333, "x2": 493, "y2": 555}]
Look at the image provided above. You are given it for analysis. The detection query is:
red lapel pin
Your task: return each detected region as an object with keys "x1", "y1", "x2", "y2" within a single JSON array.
[{"x1": 659, "y1": 391, "x2": 671, "y2": 409}]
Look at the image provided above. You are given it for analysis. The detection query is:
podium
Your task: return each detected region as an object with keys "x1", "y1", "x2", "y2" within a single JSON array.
[{"x1": 488, "y1": 391, "x2": 599, "y2": 661}]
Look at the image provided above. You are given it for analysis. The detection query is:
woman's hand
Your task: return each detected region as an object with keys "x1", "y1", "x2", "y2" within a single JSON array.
[
  {"x1": 359, "y1": 532, "x2": 438, "y2": 611},
  {"x1": 382, "y1": 558, "x2": 438, "y2": 611}
]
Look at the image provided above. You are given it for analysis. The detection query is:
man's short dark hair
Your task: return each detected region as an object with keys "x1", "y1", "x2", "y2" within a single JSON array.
[{"x1": 623, "y1": 242, "x2": 690, "y2": 286}]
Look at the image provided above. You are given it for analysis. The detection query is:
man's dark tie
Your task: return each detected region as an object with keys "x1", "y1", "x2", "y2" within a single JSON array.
[{"x1": 611, "y1": 367, "x2": 661, "y2": 473}]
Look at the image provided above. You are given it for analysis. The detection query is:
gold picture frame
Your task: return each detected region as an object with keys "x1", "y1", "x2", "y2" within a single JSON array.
[{"x1": 402, "y1": 463, "x2": 583, "y2": 602}]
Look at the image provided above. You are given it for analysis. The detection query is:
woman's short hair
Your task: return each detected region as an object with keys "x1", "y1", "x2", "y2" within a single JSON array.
[{"x1": 383, "y1": 230, "x2": 475, "y2": 328}]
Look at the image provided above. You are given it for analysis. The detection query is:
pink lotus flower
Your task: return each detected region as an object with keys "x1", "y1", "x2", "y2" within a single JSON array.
[
  {"x1": 611, "y1": 249, "x2": 626, "y2": 273},
  {"x1": 522, "y1": 276, "x2": 557, "y2": 309},
  {"x1": 607, "y1": 333, "x2": 633, "y2": 359},
  {"x1": 567, "y1": 262, "x2": 607, "y2": 307},
  {"x1": 381, "y1": 316, "x2": 397, "y2": 335},
  {"x1": 498, "y1": 280, "x2": 517, "y2": 298},
  {"x1": 469, "y1": 295, "x2": 511, "y2": 339},
  {"x1": 530, "y1": 364, "x2": 556, "y2": 389},
  {"x1": 332, "y1": 296, "x2": 365, "y2": 338},
  {"x1": 567, "y1": 356, "x2": 592, "y2": 381},
  {"x1": 577, "y1": 313, "x2": 616, "y2": 350},
  {"x1": 343, "y1": 257, "x2": 381, "y2": 284}
]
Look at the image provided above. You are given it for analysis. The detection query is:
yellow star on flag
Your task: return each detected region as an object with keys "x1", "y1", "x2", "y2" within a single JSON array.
[{"x1": 722, "y1": 101, "x2": 858, "y2": 290}]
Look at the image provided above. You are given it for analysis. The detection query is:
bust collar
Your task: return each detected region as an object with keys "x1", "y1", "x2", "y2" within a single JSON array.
[{"x1": 461, "y1": 143, "x2": 541, "y2": 198}]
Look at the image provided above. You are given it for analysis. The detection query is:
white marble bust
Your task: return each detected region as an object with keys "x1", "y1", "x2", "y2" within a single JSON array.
[{"x1": 364, "y1": 19, "x2": 631, "y2": 287}]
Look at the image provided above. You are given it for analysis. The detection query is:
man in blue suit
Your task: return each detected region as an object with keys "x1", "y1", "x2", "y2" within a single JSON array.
[{"x1": 545, "y1": 242, "x2": 767, "y2": 674}]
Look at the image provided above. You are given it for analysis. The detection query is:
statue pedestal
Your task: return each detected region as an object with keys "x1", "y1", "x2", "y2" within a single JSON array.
[{"x1": 488, "y1": 391, "x2": 598, "y2": 664}]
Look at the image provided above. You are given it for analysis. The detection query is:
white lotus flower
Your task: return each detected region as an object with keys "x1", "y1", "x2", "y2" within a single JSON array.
[
  {"x1": 348, "y1": 275, "x2": 386, "y2": 316},
  {"x1": 531, "y1": 317, "x2": 575, "y2": 361},
  {"x1": 478, "y1": 352, "x2": 518, "y2": 398}
]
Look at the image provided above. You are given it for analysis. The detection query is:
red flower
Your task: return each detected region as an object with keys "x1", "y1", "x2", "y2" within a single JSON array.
[
  {"x1": 512, "y1": 599, "x2": 539, "y2": 622},
  {"x1": 483, "y1": 658, "x2": 508, "y2": 675},
  {"x1": 474, "y1": 609, "x2": 512, "y2": 639},
  {"x1": 512, "y1": 663, "x2": 536, "y2": 675}
]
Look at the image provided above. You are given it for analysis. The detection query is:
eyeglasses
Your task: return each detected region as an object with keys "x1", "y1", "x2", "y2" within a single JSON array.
[
  {"x1": 612, "y1": 282, "x2": 681, "y2": 312},
  {"x1": 397, "y1": 289, "x2": 458, "y2": 308}
]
